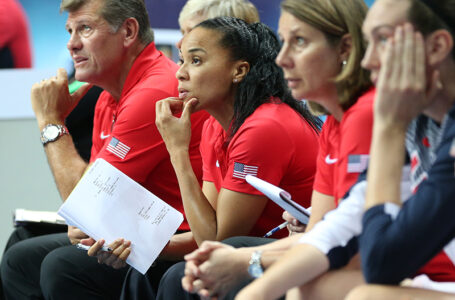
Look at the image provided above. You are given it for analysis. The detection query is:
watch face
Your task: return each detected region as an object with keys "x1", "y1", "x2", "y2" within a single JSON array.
[
  {"x1": 43, "y1": 126, "x2": 60, "y2": 140},
  {"x1": 248, "y1": 264, "x2": 263, "y2": 279}
]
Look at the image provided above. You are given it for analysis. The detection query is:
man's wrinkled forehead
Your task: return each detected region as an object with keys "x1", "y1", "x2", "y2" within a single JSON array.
[
  {"x1": 65, "y1": 0, "x2": 103, "y2": 28},
  {"x1": 363, "y1": 0, "x2": 410, "y2": 35}
]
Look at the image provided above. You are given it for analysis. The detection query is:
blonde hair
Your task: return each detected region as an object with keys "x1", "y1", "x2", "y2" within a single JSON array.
[
  {"x1": 178, "y1": 0, "x2": 259, "y2": 27},
  {"x1": 281, "y1": 0, "x2": 372, "y2": 115}
]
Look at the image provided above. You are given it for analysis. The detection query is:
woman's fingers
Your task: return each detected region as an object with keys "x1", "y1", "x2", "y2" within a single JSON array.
[{"x1": 181, "y1": 98, "x2": 198, "y2": 120}]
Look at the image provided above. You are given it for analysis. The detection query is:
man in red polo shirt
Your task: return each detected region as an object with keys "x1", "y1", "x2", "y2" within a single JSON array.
[{"x1": 0, "y1": 0, "x2": 208, "y2": 299}]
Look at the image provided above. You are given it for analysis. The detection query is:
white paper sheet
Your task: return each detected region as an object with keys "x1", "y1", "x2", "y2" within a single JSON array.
[
  {"x1": 245, "y1": 175, "x2": 311, "y2": 224},
  {"x1": 58, "y1": 158, "x2": 183, "y2": 274}
]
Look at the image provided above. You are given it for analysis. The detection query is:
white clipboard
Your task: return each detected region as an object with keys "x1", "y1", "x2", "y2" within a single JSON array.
[{"x1": 246, "y1": 175, "x2": 311, "y2": 224}]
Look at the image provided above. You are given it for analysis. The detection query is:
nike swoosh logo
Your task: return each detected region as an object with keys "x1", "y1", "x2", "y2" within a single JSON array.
[
  {"x1": 325, "y1": 154, "x2": 338, "y2": 164},
  {"x1": 100, "y1": 132, "x2": 110, "y2": 140}
]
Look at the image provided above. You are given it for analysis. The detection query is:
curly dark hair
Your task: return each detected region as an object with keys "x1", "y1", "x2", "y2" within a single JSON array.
[{"x1": 195, "y1": 16, "x2": 322, "y2": 138}]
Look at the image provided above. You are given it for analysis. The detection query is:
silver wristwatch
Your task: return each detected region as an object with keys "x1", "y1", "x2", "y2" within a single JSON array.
[
  {"x1": 40, "y1": 124, "x2": 69, "y2": 145},
  {"x1": 248, "y1": 250, "x2": 264, "y2": 278}
]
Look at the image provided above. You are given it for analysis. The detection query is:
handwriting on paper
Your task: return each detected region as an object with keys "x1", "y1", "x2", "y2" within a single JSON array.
[
  {"x1": 138, "y1": 202, "x2": 155, "y2": 220},
  {"x1": 93, "y1": 175, "x2": 119, "y2": 196},
  {"x1": 151, "y1": 207, "x2": 169, "y2": 225}
]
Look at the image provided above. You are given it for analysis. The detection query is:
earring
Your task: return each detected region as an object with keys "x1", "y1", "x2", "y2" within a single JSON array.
[
  {"x1": 342, "y1": 60, "x2": 347, "y2": 66},
  {"x1": 233, "y1": 79, "x2": 238, "y2": 83}
]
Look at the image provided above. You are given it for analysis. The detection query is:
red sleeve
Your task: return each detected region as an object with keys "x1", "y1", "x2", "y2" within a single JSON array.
[
  {"x1": 94, "y1": 88, "x2": 171, "y2": 184},
  {"x1": 222, "y1": 118, "x2": 294, "y2": 195},
  {"x1": 335, "y1": 92, "x2": 374, "y2": 201},
  {"x1": 313, "y1": 118, "x2": 335, "y2": 196}
]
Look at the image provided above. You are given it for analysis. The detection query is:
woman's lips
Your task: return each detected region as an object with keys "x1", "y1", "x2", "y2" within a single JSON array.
[
  {"x1": 179, "y1": 91, "x2": 188, "y2": 99},
  {"x1": 286, "y1": 78, "x2": 301, "y2": 88}
]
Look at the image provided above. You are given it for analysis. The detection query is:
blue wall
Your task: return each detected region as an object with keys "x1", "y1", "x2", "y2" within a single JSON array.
[
  {"x1": 146, "y1": 0, "x2": 281, "y2": 31},
  {"x1": 19, "y1": 0, "x2": 374, "y2": 70}
]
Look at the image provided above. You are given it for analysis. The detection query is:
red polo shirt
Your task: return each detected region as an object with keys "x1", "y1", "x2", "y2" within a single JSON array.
[
  {"x1": 200, "y1": 101, "x2": 318, "y2": 238},
  {"x1": 313, "y1": 88, "x2": 375, "y2": 205}
]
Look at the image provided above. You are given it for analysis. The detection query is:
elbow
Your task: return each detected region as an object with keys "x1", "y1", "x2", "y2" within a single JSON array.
[{"x1": 360, "y1": 246, "x2": 402, "y2": 285}]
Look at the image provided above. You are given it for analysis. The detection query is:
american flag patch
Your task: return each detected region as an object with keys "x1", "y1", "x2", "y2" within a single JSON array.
[
  {"x1": 106, "y1": 137, "x2": 130, "y2": 159},
  {"x1": 233, "y1": 162, "x2": 258, "y2": 179},
  {"x1": 347, "y1": 154, "x2": 369, "y2": 173}
]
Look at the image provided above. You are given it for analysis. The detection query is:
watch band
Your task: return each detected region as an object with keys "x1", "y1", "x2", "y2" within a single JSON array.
[
  {"x1": 248, "y1": 250, "x2": 264, "y2": 278},
  {"x1": 40, "y1": 124, "x2": 69, "y2": 145}
]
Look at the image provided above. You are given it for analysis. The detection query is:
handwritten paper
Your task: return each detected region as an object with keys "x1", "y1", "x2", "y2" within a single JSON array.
[{"x1": 58, "y1": 158, "x2": 183, "y2": 274}]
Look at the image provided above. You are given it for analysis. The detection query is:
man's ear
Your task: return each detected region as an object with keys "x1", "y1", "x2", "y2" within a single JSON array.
[
  {"x1": 338, "y1": 33, "x2": 352, "y2": 64},
  {"x1": 232, "y1": 61, "x2": 250, "y2": 83},
  {"x1": 426, "y1": 29, "x2": 454, "y2": 68},
  {"x1": 122, "y1": 18, "x2": 140, "y2": 47}
]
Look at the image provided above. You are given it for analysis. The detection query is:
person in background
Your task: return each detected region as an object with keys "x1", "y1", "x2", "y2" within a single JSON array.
[
  {"x1": 66, "y1": 73, "x2": 102, "y2": 161},
  {"x1": 0, "y1": 0, "x2": 208, "y2": 299},
  {"x1": 0, "y1": 0, "x2": 32, "y2": 68},
  {"x1": 176, "y1": 0, "x2": 259, "y2": 49}
]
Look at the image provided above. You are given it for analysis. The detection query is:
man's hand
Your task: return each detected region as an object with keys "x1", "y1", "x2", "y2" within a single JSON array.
[
  {"x1": 85, "y1": 238, "x2": 131, "y2": 269},
  {"x1": 31, "y1": 68, "x2": 92, "y2": 128},
  {"x1": 67, "y1": 225, "x2": 89, "y2": 245}
]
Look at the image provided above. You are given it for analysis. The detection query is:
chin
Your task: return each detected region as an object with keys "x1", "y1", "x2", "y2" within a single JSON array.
[
  {"x1": 291, "y1": 90, "x2": 305, "y2": 101},
  {"x1": 74, "y1": 71, "x2": 88, "y2": 82},
  {"x1": 74, "y1": 70, "x2": 97, "y2": 85}
]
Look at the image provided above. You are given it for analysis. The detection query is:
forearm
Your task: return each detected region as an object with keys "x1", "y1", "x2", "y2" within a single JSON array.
[
  {"x1": 305, "y1": 191, "x2": 336, "y2": 232},
  {"x1": 241, "y1": 244, "x2": 329, "y2": 300},
  {"x1": 170, "y1": 150, "x2": 217, "y2": 245},
  {"x1": 365, "y1": 123, "x2": 406, "y2": 209},
  {"x1": 256, "y1": 234, "x2": 302, "y2": 256},
  {"x1": 160, "y1": 231, "x2": 198, "y2": 261},
  {"x1": 42, "y1": 133, "x2": 88, "y2": 200}
]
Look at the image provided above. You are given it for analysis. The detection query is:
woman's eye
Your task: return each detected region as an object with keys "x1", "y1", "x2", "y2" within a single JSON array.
[
  {"x1": 178, "y1": 58, "x2": 184, "y2": 66},
  {"x1": 379, "y1": 36, "x2": 388, "y2": 45},
  {"x1": 296, "y1": 37, "x2": 305, "y2": 46},
  {"x1": 192, "y1": 57, "x2": 201, "y2": 65}
]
